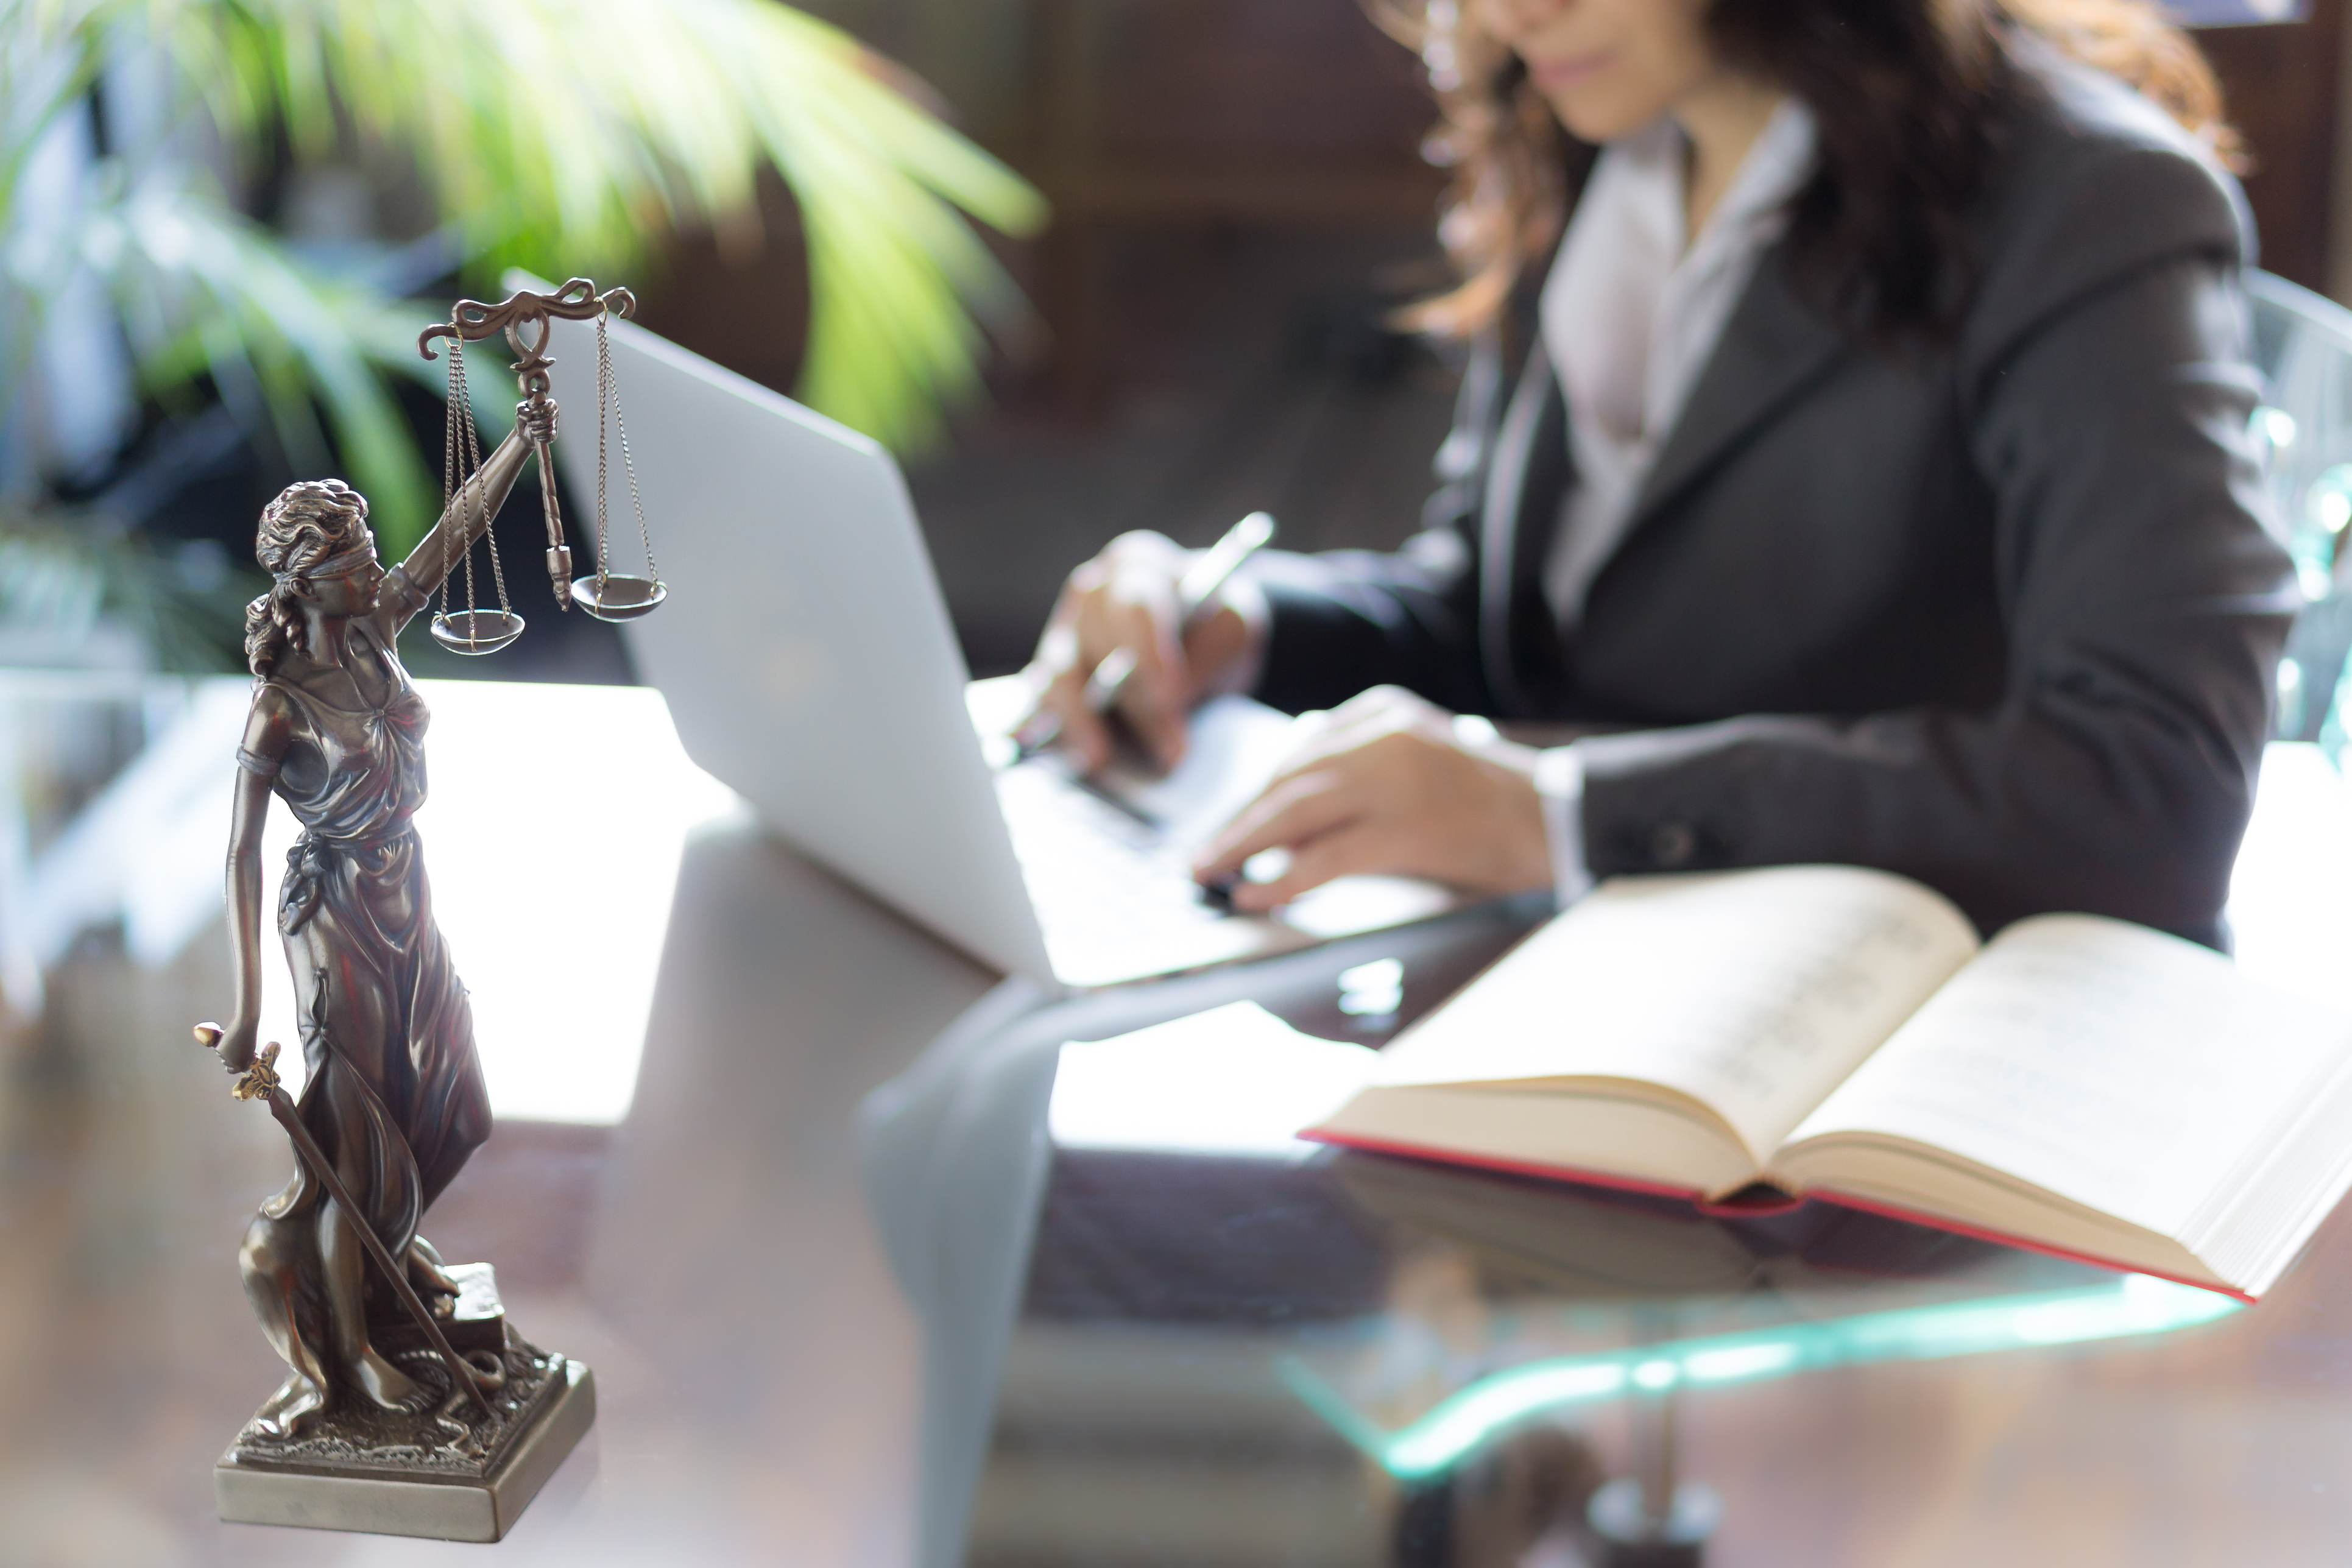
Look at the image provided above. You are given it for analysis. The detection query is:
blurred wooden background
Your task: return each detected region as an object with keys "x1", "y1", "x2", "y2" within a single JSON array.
[{"x1": 638, "y1": 0, "x2": 2349, "y2": 675}]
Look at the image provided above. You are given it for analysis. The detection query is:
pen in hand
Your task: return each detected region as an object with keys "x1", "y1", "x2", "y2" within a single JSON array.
[{"x1": 1012, "y1": 511, "x2": 1276, "y2": 763}]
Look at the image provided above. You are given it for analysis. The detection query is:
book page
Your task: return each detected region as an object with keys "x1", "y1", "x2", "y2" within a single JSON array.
[
  {"x1": 1783, "y1": 915, "x2": 2352, "y2": 1240},
  {"x1": 1370, "y1": 866, "x2": 1980, "y2": 1162}
]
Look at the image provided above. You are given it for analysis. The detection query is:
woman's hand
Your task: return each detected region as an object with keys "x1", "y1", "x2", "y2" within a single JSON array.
[
  {"x1": 1019, "y1": 531, "x2": 1252, "y2": 773},
  {"x1": 1190, "y1": 687, "x2": 1554, "y2": 911}
]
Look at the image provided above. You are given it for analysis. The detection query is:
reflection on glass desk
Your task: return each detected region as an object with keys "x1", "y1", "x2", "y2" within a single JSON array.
[{"x1": 978, "y1": 1137, "x2": 2256, "y2": 1567}]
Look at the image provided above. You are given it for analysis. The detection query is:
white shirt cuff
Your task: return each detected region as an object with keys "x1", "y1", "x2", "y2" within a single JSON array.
[{"x1": 1534, "y1": 744, "x2": 1595, "y2": 906}]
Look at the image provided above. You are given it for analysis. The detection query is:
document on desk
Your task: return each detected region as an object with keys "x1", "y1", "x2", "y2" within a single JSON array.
[
  {"x1": 972, "y1": 681, "x2": 1340, "y2": 850},
  {"x1": 1305, "y1": 864, "x2": 2352, "y2": 1301},
  {"x1": 1084, "y1": 694, "x2": 1302, "y2": 848},
  {"x1": 1086, "y1": 698, "x2": 1461, "y2": 936}
]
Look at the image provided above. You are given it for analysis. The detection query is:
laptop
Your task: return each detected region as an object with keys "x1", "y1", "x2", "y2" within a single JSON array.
[{"x1": 534, "y1": 300, "x2": 1453, "y2": 990}]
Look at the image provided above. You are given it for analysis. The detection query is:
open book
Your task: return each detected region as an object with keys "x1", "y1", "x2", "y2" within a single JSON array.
[{"x1": 1304, "y1": 867, "x2": 2352, "y2": 1301}]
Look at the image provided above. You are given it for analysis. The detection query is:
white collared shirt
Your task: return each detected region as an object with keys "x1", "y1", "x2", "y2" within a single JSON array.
[
  {"x1": 1539, "y1": 99, "x2": 1818, "y2": 627},
  {"x1": 1534, "y1": 100, "x2": 1818, "y2": 903}
]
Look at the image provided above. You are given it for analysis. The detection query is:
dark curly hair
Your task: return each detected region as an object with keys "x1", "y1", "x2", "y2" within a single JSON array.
[
  {"x1": 244, "y1": 479, "x2": 375, "y2": 676},
  {"x1": 1374, "y1": 0, "x2": 2236, "y2": 345}
]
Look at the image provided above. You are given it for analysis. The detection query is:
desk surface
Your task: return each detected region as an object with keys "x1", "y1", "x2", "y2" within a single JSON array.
[
  {"x1": 976, "y1": 1139, "x2": 2347, "y2": 1567},
  {"x1": 957, "y1": 858, "x2": 2352, "y2": 1567},
  {"x1": 5, "y1": 674, "x2": 2352, "y2": 1567},
  {"x1": 0, "y1": 816, "x2": 997, "y2": 1564},
  {"x1": 0, "y1": 670, "x2": 1006, "y2": 1562}
]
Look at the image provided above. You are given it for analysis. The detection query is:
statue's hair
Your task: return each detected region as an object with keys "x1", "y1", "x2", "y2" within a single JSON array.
[{"x1": 244, "y1": 479, "x2": 375, "y2": 676}]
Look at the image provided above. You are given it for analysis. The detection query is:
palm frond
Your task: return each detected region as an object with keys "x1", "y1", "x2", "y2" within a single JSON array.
[
  {"x1": 0, "y1": 0, "x2": 1042, "y2": 661},
  {"x1": 96, "y1": 174, "x2": 437, "y2": 546},
  {"x1": 176, "y1": 0, "x2": 1047, "y2": 451},
  {"x1": 0, "y1": 499, "x2": 256, "y2": 671}
]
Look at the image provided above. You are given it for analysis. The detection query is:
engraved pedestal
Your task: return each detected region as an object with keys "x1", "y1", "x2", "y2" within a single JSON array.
[{"x1": 214, "y1": 1264, "x2": 595, "y2": 1541}]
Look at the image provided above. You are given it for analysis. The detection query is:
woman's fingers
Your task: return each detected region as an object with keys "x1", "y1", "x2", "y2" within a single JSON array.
[
  {"x1": 1109, "y1": 597, "x2": 1190, "y2": 771},
  {"x1": 1020, "y1": 624, "x2": 1115, "y2": 772},
  {"x1": 1190, "y1": 688, "x2": 1554, "y2": 908},
  {"x1": 1193, "y1": 766, "x2": 1381, "y2": 913},
  {"x1": 1018, "y1": 601, "x2": 1149, "y2": 774},
  {"x1": 1014, "y1": 532, "x2": 1195, "y2": 772},
  {"x1": 1226, "y1": 824, "x2": 1387, "y2": 912},
  {"x1": 201, "y1": 1019, "x2": 259, "y2": 1074},
  {"x1": 1194, "y1": 768, "x2": 1363, "y2": 883}
]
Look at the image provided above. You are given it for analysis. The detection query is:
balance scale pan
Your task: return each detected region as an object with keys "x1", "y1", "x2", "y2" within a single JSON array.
[
  {"x1": 429, "y1": 610, "x2": 526, "y2": 654},
  {"x1": 569, "y1": 576, "x2": 666, "y2": 622}
]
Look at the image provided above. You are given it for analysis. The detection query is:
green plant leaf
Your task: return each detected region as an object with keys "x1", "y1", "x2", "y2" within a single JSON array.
[
  {"x1": 174, "y1": 0, "x2": 1045, "y2": 450},
  {"x1": 102, "y1": 176, "x2": 437, "y2": 549},
  {"x1": 0, "y1": 499, "x2": 256, "y2": 671},
  {"x1": 1, "y1": 0, "x2": 1044, "y2": 663}
]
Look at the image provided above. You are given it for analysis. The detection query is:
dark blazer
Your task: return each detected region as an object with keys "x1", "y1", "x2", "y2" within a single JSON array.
[{"x1": 1241, "y1": 57, "x2": 2296, "y2": 947}]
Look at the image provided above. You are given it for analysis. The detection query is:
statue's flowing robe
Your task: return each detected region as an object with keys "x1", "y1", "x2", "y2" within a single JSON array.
[{"x1": 241, "y1": 638, "x2": 484, "y2": 1295}]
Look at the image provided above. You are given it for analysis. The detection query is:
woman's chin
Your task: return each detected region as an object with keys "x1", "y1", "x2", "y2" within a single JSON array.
[{"x1": 1539, "y1": 87, "x2": 1670, "y2": 146}]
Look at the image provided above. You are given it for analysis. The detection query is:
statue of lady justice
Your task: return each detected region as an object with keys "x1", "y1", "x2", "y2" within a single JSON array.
[{"x1": 204, "y1": 401, "x2": 554, "y2": 1438}]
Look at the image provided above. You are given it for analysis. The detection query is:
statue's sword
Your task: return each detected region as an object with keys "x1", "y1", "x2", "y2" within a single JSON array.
[{"x1": 193, "y1": 1025, "x2": 496, "y2": 1423}]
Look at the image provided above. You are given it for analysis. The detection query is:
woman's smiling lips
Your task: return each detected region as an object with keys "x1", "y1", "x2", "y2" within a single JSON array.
[{"x1": 1526, "y1": 50, "x2": 1612, "y2": 89}]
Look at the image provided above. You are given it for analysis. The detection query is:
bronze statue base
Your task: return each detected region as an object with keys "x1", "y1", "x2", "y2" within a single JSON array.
[{"x1": 213, "y1": 1265, "x2": 596, "y2": 1541}]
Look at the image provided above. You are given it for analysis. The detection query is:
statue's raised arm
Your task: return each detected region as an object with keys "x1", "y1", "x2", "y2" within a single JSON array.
[{"x1": 382, "y1": 398, "x2": 556, "y2": 629}]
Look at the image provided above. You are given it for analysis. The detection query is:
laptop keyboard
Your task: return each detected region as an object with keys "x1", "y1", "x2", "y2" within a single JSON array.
[{"x1": 994, "y1": 763, "x2": 1231, "y2": 939}]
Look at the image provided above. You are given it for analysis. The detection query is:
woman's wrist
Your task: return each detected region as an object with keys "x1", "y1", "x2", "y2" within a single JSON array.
[
  {"x1": 1447, "y1": 718, "x2": 1558, "y2": 895},
  {"x1": 1483, "y1": 745, "x2": 1557, "y2": 895},
  {"x1": 1185, "y1": 577, "x2": 1268, "y2": 701}
]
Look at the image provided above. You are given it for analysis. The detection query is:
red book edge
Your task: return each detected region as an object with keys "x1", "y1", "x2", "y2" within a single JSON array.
[{"x1": 1301, "y1": 1125, "x2": 2259, "y2": 1305}]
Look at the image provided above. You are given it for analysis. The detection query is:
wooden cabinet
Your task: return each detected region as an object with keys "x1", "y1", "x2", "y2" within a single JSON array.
[
  {"x1": 2198, "y1": 0, "x2": 2344, "y2": 291},
  {"x1": 649, "y1": 2, "x2": 2352, "y2": 405}
]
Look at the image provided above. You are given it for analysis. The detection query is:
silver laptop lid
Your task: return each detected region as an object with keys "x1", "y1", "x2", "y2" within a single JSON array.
[{"x1": 532, "y1": 294, "x2": 1054, "y2": 983}]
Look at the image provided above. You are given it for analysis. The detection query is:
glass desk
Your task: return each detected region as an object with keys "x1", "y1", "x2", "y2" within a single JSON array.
[
  {"x1": 959, "y1": 893, "x2": 2352, "y2": 1568},
  {"x1": 0, "y1": 671, "x2": 1005, "y2": 1564},
  {"x1": 7, "y1": 669, "x2": 2352, "y2": 1567},
  {"x1": 977, "y1": 1142, "x2": 2262, "y2": 1567}
]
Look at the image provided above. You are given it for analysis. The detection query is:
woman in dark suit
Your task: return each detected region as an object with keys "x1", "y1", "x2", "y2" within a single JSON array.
[{"x1": 1022, "y1": 0, "x2": 2292, "y2": 947}]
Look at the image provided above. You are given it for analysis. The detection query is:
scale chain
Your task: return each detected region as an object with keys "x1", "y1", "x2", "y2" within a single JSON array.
[
  {"x1": 442, "y1": 336, "x2": 510, "y2": 652},
  {"x1": 439, "y1": 337, "x2": 461, "y2": 630},
  {"x1": 595, "y1": 309, "x2": 659, "y2": 590},
  {"x1": 450, "y1": 344, "x2": 479, "y2": 648},
  {"x1": 458, "y1": 344, "x2": 507, "y2": 613},
  {"x1": 595, "y1": 314, "x2": 610, "y2": 598}
]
